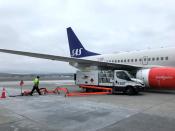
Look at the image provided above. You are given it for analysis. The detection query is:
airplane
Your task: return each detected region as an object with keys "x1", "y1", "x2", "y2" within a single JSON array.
[{"x1": 0, "y1": 27, "x2": 175, "y2": 90}]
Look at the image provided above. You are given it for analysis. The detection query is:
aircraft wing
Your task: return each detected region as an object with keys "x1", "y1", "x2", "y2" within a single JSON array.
[{"x1": 0, "y1": 49, "x2": 141, "y2": 71}]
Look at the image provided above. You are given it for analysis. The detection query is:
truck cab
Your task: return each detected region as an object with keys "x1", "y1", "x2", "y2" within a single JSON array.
[{"x1": 113, "y1": 70, "x2": 145, "y2": 94}]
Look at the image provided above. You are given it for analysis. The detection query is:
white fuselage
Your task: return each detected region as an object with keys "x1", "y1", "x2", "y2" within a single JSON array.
[{"x1": 85, "y1": 47, "x2": 175, "y2": 68}]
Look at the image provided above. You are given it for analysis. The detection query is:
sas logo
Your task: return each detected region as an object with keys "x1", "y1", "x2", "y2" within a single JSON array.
[{"x1": 72, "y1": 48, "x2": 83, "y2": 56}]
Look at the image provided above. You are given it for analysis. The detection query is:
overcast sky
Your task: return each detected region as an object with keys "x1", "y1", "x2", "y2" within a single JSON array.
[{"x1": 0, "y1": 0, "x2": 175, "y2": 73}]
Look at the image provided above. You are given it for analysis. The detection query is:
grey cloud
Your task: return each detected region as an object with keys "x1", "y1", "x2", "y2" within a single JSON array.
[{"x1": 0, "y1": 0, "x2": 175, "y2": 73}]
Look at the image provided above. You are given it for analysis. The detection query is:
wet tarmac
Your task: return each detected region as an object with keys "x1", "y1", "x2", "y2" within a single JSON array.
[{"x1": 0, "y1": 80, "x2": 175, "y2": 131}]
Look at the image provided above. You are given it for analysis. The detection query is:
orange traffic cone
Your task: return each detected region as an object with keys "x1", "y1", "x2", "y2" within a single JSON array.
[{"x1": 1, "y1": 88, "x2": 6, "y2": 98}]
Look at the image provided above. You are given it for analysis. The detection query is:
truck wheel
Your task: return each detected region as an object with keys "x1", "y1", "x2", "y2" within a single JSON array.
[
  {"x1": 134, "y1": 90, "x2": 139, "y2": 95},
  {"x1": 112, "y1": 87, "x2": 116, "y2": 94},
  {"x1": 86, "y1": 88, "x2": 90, "y2": 92},
  {"x1": 126, "y1": 86, "x2": 134, "y2": 95},
  {"x1": 86, "y1": 88, "x2": 93, "y2": 92}
]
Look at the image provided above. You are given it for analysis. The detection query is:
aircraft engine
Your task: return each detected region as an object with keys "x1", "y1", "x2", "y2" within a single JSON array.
[{"x1": 136, "y1": 67, "x2": 175, "y2": 89}]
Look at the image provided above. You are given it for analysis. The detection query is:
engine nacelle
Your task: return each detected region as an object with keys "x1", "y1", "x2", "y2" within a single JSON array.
[{"x1": 136, "y1": 67, "x2": 175, "y2": 89}]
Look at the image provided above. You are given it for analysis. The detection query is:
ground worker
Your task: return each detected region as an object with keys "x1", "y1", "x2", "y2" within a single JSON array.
[
  {"x1": 30, "y1": 76, "x2": 41, "y2": 96},
  {"x1": 19, "y1": 80, "x2": 24, "y2": 95}
]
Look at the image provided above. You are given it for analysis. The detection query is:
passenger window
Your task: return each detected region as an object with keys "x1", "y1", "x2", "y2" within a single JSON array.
[
  {"x1": 135, "y1": 59, "x2": 137, "y2": 62},
  {"x1": 124, "y1": 59, "x2": 126, "y2": 62},
  {"x1": 118, "y1": 60, "x2": 120, "y2": 63},
  {"x1": 156, "y1": 57, "x2": 159, "y2": 61},
  {"x1": 131, "y1": 59, "x2": 133, "y2": 62},
  {"x1": 127, "y1": 59, "x2": 130, "y2": 62},
  {"x1": 144, "y1": 58, "x2": 146, "y2": 61},
  {"x1": 161, "y1": 57, "x2": 164, "y2": 60},
  {"x1": 148, "y1": 58, "x2": 151, "y2": 61},
  {"x1": 152, "y1": 58, "x2": 155, "y2": 61},
  {"x1": 139, "y1": 59, "x2": 142, "y2": 62},
  {"x1": 165, "y1": 57, "x2": 168, "y2": 60},
  {"x1": 121, "y1": 60, "x2": 123, "y2": 63}
]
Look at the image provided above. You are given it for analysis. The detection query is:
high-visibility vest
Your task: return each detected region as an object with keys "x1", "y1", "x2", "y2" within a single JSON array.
[{"x1": 33, "y1": 78, "x2": 39, "y2": 86}]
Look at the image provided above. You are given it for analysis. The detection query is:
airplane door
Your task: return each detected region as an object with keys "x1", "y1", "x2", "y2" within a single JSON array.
[{"x1": 142, "y1": 56, "x2": 148, "y2": 65}]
